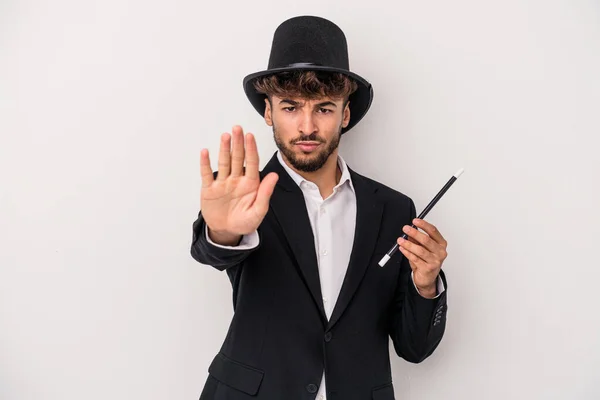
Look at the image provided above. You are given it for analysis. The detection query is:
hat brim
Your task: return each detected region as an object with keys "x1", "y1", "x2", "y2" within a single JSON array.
[{"x1": 243, "y1": 65, "x2": 373, "y2": 134}]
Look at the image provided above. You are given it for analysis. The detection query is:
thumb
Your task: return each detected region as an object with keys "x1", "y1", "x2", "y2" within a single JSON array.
[{"x1": 254, "y1": 172, "x2": 279, "y2": 215}]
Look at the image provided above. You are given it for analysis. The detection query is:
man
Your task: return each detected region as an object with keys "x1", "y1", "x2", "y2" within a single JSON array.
[{"x1": 191, "y1": 15, "x2": 448, "y2": 400}]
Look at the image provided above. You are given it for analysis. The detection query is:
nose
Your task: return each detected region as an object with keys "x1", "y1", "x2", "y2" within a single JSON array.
[{"x1": 298, "y1": 109, "x2": 317, "y2": 136}]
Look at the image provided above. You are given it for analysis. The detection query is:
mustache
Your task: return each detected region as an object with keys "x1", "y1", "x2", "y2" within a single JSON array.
[{"x1": 291, "y1": 133, "x2": 325, "y2": 144}]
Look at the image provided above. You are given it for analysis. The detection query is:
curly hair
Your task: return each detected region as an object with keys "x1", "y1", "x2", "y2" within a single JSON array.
[{"x1": 252, "y1": 70, "x2": 358, "y2": 106}]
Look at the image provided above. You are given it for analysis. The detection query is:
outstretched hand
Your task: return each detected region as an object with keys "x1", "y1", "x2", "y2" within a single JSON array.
[{"x1": 200, "y1": 125, "x2": 279, "y2": 238}]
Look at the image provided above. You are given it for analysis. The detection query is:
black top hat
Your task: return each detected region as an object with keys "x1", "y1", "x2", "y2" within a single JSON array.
[{"x1": 242, "y1": 15, "x2": 374, "y2": 134}]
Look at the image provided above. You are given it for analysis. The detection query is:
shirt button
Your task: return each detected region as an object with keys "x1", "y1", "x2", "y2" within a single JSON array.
[
  {"x1": 318, "y1": 395, "x2": 324, "y2": 400},
  {"x1": 320, "y1": 208, "x2": 326, "y2": 215},
  {"x1": 322, "y1": 250, "x2": 328, "y2": 256},
  {"x1": 306, "y1": 383, "x2": 318, "y2": 393}
]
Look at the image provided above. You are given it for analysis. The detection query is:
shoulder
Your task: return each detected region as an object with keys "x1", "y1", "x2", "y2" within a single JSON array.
[{"x1": 350, "y1": 169, "x2": 415, "y2": 208}]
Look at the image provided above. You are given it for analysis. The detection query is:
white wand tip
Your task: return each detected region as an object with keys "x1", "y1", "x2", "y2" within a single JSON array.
[
  {"x1": 378, "y1": 254, "x2": 391, "y2": 267},
  {"x1": 454, "y1": 168, "x2": 465, "y2": 178}
]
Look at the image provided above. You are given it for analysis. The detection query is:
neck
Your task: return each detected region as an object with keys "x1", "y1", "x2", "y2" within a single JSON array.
[{"x1": 282, "y1": 151, "x2": 342, "y2": 196}]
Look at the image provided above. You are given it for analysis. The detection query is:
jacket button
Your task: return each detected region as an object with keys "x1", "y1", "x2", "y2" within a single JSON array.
[
  {"x1": 306, "y1": 384, "x2": 318, "y2": 393},
  {"x1": 324, "y1": 332, "x2": 332, "y2": 342}
]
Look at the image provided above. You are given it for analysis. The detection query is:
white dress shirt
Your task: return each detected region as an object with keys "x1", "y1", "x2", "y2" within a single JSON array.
[{"x1": 205, "y1": 150, "x2": 445, "y2": 400}]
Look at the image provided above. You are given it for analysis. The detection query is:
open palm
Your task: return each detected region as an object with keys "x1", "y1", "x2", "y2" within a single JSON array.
[{"x1": 200, "y1": 125, "x2": 279, "y2": 236}]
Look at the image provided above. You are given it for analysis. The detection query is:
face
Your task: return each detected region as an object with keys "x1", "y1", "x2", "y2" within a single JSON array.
[{"x1": 264, "y1": 95, "x2": 351, "y2": 173}]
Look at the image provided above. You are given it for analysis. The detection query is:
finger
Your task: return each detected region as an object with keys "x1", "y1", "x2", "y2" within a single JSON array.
[
  {"x1": 200, "y1": 149, "x2": 214, "y2": 188},
  {"x1": 254, "y1": 172, "x2": 279, "y2": 216},
  {"x1": 216, "y1": 132, "x2": 231, "y2": 181},
  {"x1": 404, "y1": 232, "x2": 419, "y2": 245},
  {"x1": 398, "y1": 245, "x2": 424, "y2": 270},
  {"x1": 402, "y1": 224, "x2": 442, "y2": 254},
  {"x1": 398, "y1": 237, "x2": 435, "y2": 263},
  {"x1": 413, "y1": 218, "x2": 447, "y2": 247},
  {"x1": 230, "y1": 125, "x2": 245, "y2": 177},
  {"x1": 245, "y1": 132, "x2": 260, "y2": 181}
]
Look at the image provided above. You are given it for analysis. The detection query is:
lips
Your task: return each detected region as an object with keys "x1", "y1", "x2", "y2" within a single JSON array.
[{"x1": 295, "y1": 142, "x2": 321, "y2": 152}]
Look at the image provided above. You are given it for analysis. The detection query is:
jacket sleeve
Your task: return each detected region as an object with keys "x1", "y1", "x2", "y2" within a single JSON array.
[
  {"x1": 388, "y1": 198, "x2": 448, "y2": 363},
  {"x1": 190, "y1": 209, "x2": 261, "y2": 271}
]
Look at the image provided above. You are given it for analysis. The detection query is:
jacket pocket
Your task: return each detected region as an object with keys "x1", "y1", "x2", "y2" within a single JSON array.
[
  {"x1": 372, "y1": 382, "x2": 395, "y2": 400},
  {"x1": 208, "y1": 352, "x2": 265, "y2": 396}
]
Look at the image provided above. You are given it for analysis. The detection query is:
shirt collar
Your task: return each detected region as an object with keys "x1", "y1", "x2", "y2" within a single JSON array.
[{"x1": 276, "y1": 149, "x2": 355, "y2": 193}]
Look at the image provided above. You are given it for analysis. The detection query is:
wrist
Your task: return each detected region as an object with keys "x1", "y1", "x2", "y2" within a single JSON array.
[
  {"x1": 414, "y1": 280, "x2": 437, "y2": 299},
  {"x1": 417, "y1": 285, "x2": 437, "y2": 298},
  {"x1": 207, "y1": 227, "x2": 242, "y2": 246}
]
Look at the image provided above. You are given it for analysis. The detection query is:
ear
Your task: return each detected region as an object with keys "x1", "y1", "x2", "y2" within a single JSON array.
[
  {"x1": 264, "y1": 97, "x2": 273, "y2": 126},
  {"x1": 342, "y1": 101, "x2": 351, "y2": 128}
]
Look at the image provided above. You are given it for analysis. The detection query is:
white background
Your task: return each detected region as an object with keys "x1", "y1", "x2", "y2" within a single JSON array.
[{"x1": 1, "y1": 0, "x2": 599, "y2": 399}]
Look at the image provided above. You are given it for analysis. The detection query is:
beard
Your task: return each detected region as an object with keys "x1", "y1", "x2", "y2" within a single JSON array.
[{"x1": 273, "y1": 122, "x2": 342, "y2": 173}]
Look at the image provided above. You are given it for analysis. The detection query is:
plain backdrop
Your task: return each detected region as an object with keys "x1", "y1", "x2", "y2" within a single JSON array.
[{"x1": 1, "y1": 0, "x2": 599, "y2": 399}]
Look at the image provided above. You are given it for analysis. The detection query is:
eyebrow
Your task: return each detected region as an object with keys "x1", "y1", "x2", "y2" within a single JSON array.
[{"x1": 279, "y1": 99, "x2": 338, "y2": 108}]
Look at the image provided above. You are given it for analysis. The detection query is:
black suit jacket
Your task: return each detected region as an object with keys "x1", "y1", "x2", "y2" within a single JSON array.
[{"x1": 190, "y1": 152, "x2": 448, "y2": 400}]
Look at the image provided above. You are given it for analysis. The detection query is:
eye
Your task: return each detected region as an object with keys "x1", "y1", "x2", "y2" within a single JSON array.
[
  {"x1": 319, "y1": 108, "x2": 333, "y2": 114},
  {"x1": 282, "y1": 106, "x2": 295, "y2": 112}
]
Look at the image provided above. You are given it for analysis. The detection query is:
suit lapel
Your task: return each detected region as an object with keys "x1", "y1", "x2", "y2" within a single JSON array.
[
  {"x1": 326, "y1": 168, "x2": 383, "y2": 330},
  {"x1": 261, "y1": 153, "x2": 328, "y2": 324}
]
